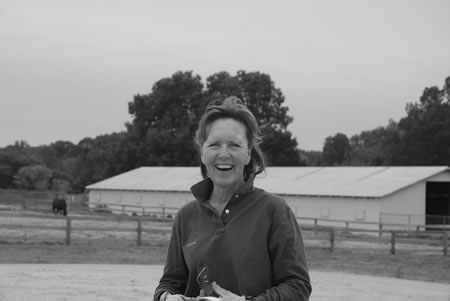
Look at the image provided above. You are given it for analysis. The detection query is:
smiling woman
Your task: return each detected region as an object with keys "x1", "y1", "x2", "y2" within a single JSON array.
[
  {"x1": 153, "y1": 97, "x2": 312, "y2": 301},
  {"x1": 200, "y1": 118, "x2": 251, "y2": 208},
  {"x1": 195, "y1": 97, "x2": 266, "y2": 182}
]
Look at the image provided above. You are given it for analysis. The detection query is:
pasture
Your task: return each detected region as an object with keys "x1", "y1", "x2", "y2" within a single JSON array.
[
  {"x1": 0, "y1": 191, "x2": 449, "y2": 300},
  {"x1": 0, "y1": 210, "x2": 449, "y2": 284},
  {"x1": 1, "y1": 265, "x2": 449, "y2": 301}
]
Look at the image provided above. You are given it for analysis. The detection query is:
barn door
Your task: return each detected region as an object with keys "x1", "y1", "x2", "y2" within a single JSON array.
[{"x1": 426, "y1": 182, "x2": 450, "y2": 227}]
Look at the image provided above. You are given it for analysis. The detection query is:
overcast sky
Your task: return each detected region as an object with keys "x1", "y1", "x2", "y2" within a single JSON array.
[{"x1": 1, "y1": 0, "x2": 449, "y2": 151}]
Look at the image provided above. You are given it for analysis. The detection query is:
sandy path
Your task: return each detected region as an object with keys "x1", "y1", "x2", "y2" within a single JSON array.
[{"x1": 0, "y1": 265, "x2": 448, "y2": 301}]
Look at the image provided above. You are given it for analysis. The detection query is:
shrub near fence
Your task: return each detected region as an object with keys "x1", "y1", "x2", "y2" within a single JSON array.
[{"x1": 0, "y1": 189, "x2": 89, "y2": 213}]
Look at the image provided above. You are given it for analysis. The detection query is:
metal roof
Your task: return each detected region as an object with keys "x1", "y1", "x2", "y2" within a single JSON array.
[{"x1": 86, "y1": 166, "x2": 449, "y2": 198}]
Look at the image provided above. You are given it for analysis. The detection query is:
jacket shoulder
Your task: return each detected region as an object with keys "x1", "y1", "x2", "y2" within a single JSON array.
[{"x1": 254, "y1": 188, "x2": 291, "y2": 213}]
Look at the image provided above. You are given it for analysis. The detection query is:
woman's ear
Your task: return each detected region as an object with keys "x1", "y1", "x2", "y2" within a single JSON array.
[
  {"x1": 200, "y1": 148, "x2": 206, "y2": 164},
  {"x1": 246, "y1": 147, "x2": 252, "y2": 165}
]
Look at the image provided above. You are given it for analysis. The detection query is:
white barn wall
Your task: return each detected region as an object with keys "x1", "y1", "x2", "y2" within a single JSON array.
[
  {"x1": 86, "y1": 168, "x2": 449, "y2": 228},
  {"x1": 89, "y1": 189, "x2": 192, "y2": 215},
  {"x1": 381, "y1": 184, "x2": 425, "y2": 227},
  {"x1": 380, "y1": 172, "x2": 450, "y2": 228},
  {"x1": 89, "y1": 178, "x2": 447, "y2": 228},
  {"x1": 283, "y1": 195, "x2": 381, "y2": 229}
]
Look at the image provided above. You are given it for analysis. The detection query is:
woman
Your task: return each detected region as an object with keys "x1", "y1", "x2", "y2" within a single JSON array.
[{"x1": 154, "y1": 96, "x2": 311, "y2": 301}]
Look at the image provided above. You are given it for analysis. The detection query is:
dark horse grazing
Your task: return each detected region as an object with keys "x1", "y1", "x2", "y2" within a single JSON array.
[{"x1": 52, "y1": 197, "x2": 67, "y2": 216}]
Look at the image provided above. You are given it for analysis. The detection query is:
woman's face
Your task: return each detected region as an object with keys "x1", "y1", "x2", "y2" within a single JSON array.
[{"x1": 201, "y1": 118, "x2": 251, "y2": 190}]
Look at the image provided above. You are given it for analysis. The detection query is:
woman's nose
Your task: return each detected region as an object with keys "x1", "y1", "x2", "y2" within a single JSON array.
[{"x1": 218, "y1": 145, "x2": 230, "y2": 157}]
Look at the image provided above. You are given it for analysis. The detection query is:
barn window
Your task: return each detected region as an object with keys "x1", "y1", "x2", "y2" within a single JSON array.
[
  {"x1": 320, "y1": 207, "x2": 330, "y2": 218},
  {"x1": 354, "y1": 209, "x2": 366, "y2": 220}
]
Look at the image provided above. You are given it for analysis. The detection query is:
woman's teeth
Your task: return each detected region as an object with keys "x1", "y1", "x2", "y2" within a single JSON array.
[{"x1": 216, "y1": 164, "x2": 233, "y2": 171}]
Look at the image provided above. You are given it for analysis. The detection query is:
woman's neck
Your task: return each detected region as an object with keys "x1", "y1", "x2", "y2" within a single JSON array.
[{"x1": 210, "y1": 180, "x2": 244, "y2": 205}]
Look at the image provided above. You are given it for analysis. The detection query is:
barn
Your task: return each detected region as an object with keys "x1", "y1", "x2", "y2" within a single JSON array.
[{"x1": 86, "y1": 166, "x2": 450, "y2": 229}]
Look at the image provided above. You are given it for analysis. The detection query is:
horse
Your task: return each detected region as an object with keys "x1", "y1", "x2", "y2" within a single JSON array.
[{"x1": 52, "y1": 197, "x2": 67, "y2": 216}]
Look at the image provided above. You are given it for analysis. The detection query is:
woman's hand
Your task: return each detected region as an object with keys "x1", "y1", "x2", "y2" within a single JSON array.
[
  {"x1": 165, "y1": 293, "x2": 196, "y2": 301},
  {"x1": 211, "y1": 282, "x2": 245, "y2": 301}
]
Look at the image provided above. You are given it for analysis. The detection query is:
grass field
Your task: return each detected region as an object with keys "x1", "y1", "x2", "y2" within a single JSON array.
[
  {"x1": 2, "y1": 264, "x2": 448, "y2": 301},
  {"x1": 1, "y1": 224, "x2": 449, "y2": 285},
  {"x1": 1, "y1": 240, "x2": 449, "y2": 284},
  {"x1": 1, "y1": 192, "x2": 449, "y2": 300},
  {"x1": 0, "y1": 201, "x2": 449, "y2": 285}
]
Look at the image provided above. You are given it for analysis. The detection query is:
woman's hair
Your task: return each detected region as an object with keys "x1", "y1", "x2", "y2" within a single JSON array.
[{"x1": 194, "y1": 96, "x2": 266, "y2": 180}]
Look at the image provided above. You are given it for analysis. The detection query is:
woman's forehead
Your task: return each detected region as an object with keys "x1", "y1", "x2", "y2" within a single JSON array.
[{"x1": 205, "y1": 118, "x2": 247, "y2": 137}]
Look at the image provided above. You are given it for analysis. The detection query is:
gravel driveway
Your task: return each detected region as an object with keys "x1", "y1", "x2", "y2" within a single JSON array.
[{"x1": 0, "y1": 264, "x2": 449, "y2": 301}]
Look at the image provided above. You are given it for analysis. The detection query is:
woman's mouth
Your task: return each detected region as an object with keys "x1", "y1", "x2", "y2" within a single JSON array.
[{"x1": 215, "y1": 164, "x2": 233, "y2": 171}]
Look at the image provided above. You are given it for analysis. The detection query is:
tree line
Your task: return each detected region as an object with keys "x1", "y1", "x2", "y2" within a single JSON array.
[{"x1": 0, "y1": 71, "x2": 448, "y2": 193}]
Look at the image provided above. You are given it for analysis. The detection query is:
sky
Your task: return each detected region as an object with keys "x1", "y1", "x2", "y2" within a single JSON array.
[{"x1": 1, "y1": 0, "x2": 449, "y2": 151}]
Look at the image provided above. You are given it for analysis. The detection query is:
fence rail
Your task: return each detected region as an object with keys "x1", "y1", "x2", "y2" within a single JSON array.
[
  {"x1": 380, "y1": 212, "x2": 450, "y2": 226},
  {"x1": 298, "y1": 216, "x2": 450, "y2": 232},
  {"x1": 88, "y1": 202, "x2": 450, "y2": 231},
  {"x1": 89, "y1": 201, "x2": 179, "y2": 217},
  {"x1": 0, "y1": 212, "x2": 172, "y2": 246}
]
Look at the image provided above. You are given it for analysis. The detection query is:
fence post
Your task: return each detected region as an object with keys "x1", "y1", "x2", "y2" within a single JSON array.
[
  {"x1": 136, "y1": 219, "x2": 142, "y2": 246},
  {"x1": 390, "y1": 231, "x2": 396, "y2": 255},
  {"x1": 162, "y1": 206, "x2": 166, "y2": 218},
  {"x1": 122, "y1": 205, "x2": 125, "y2": 215},
  {"x1": 379, "y1": 223, "x2": 383, "y2": 237},
  {"x1": 408, "y1": 214, "x2": 411, "y2": 231},
  {"x1": 65, "y1": 217, "x2": 71, "y2": 245},
  {"x1": 443, "y1": 231, "x2": 448, "y2": 256},
  {"x1": 329, "y1": 228, "x2": 335, "y2": 252}
]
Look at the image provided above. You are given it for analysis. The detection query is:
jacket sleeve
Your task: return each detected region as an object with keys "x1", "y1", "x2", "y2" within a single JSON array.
[
  {"x1": 153, "y1": 213, "x2": 189, "y2": 301},
  {"x1": 255, "y1": 206, "x2": 312, "y2": 301}
]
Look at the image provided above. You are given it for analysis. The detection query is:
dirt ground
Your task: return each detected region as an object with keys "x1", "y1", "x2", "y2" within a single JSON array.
[
  {"x1": 0, "y1": 264, "x2": 449, "y2": 301},
  {"x1": 1, "y1": 212, "x2": 450, "y2": 300}
]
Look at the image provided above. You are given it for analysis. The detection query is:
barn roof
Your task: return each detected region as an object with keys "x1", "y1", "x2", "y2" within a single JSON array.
[{"x1": 86, "y1": 166, "x2": 449, "y2": 198}]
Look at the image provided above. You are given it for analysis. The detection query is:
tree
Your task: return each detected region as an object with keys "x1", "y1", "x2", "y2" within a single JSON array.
[
  {"x1": 393, "y1": 76, "x2": 450, "y2": 165},
  {"x1": 348, "y1": 120, "x2": 401, "y2": 166},
  {"x1": 74, "y1": 133, "x2": 125, "y2": 189},
  {"x1": 344, "y1": 76, "x2": 449, "y2": 166},
  {"x1": 206, "y1": 71, "x2": 293, "y2": 131},
  {"x1": 14, "y1": 165, "x2": 53, "y2": 191},
  {"x1": 261, "y1": 127, "x2": 304, "y2": 166},
  {"x1": 47, "y1": 170, "x2": 73, "y2": 192},
  {"x1": 36, "y1": 141, "x2": 77, "y2": 170},
  {"x1": 299, "y1": 150, "x2": 323, "y2": 166},
  {"x1": 0, "y1": 164, "x2": 14, "y2": 189},
  {"x1": 121, "y1": 71, "x2": 205, "y2": 170},
  {"x1": 0, "y1": 141, "x2": 40, "y2": 188},
  {"x1": 205, "y1": 70, "x2": 301, "y2": 165},
  {"x1": 0, "y1": 70, "x2": 308, "y2": 191},
  {"x1": 322, "y1": 133, "x2": 351, "y2": 165}
]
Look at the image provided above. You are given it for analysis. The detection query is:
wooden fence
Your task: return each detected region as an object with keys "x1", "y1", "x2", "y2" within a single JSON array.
[
  {"x1": 298, "y1": 216, "x2": 450, "y2": 232},
  {"x1": 0, "y1": 212, "x2": 448, "y2": 256},
  {"x1": 300, "y1": 224, "x2": 448, "y2": 255},
  {"x1": 89, "y1": 201, "x2": 179, "y2": 217},
  {"x1": 0, "y1": 212, "x2": 172, "y2": 247}
]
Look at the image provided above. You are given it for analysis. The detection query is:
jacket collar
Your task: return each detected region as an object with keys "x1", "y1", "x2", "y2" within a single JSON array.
[{"x1": 190, "y1": 175, "x2": 255, "y2": 202}]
